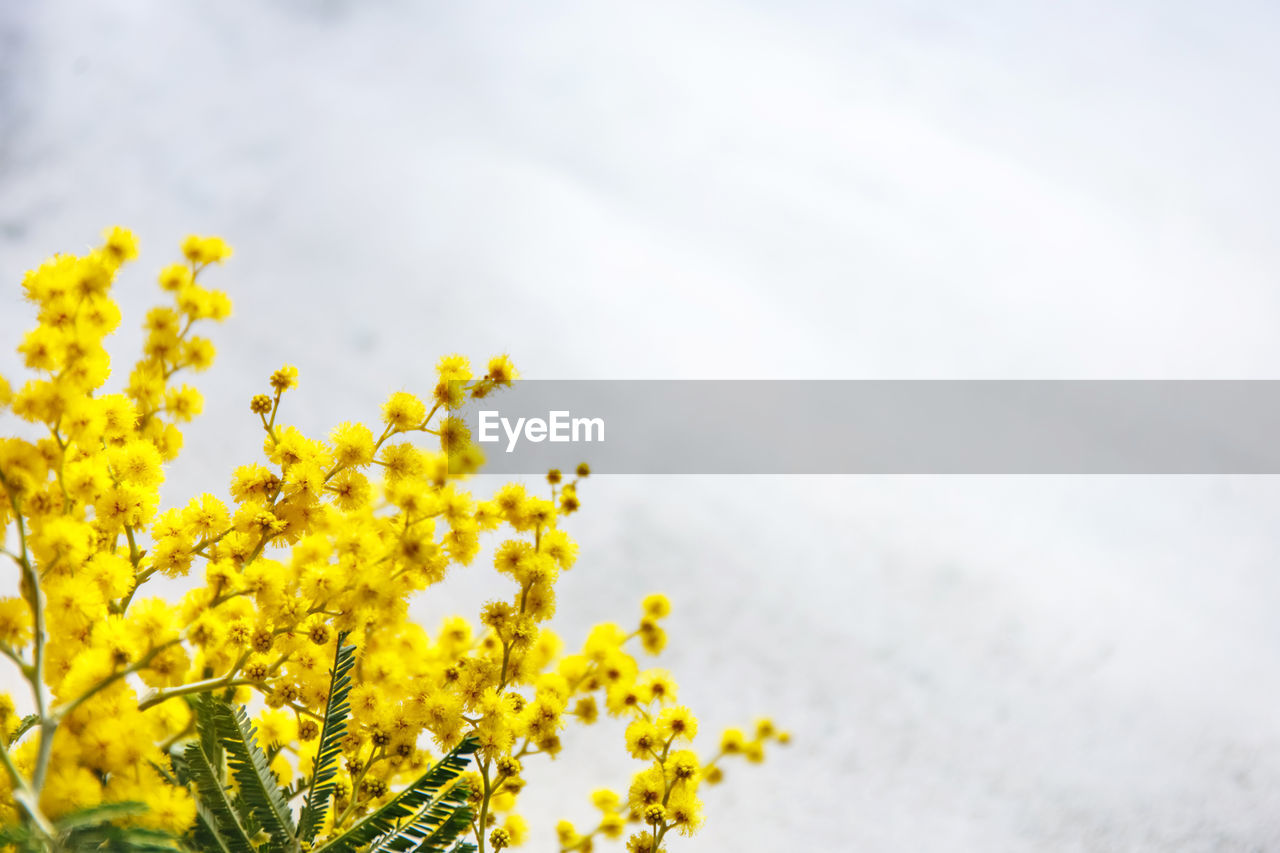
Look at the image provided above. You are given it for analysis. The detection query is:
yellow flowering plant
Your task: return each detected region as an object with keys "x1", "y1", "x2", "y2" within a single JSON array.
[{"x1": 0, "y1": 229, "x2": 786, "y2": 853}]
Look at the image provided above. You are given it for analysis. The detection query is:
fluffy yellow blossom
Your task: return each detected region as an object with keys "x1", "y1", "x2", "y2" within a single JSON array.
[
  {"x1": 0, "y1": 230, "x2": 778, "y2": 853},
  {"x1": 382, "y1": 390, "x2": 427, "y2": 429},
  {"x1": 657, "y1": 706, "x2": 698, "y2": 742},
  {"x1": 0, "y1": 598, "x2": 33, "y2": 645},
  {"x1": 642, "y1": 593, "x2": 671, "y2": 619},
  {"x1": 181, "y1": 234, "x2": 233, "y2": 265},
  {"x1": 269, "y1": 363, "x2": 299, "y2": 393},
  {"x1": 102, "y1": 225, "x2": 139, "y2": 264}
]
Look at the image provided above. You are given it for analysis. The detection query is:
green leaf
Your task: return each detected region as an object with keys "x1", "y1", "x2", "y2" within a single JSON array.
[
  {"x1": 64, "y1": 823, "x2": 187, "y2": 851},
  {"x1": 0, "y1": 823, "x2": 33, "y2": 847},
  {"x1": 298, "y1": 633, "x2": 356, "y2": 843},
  {"x1": 211, "y1": 699, "x2": 298, "y2": 850},
  {"x1": 191, "y1": 694, "x2": 223, "y2": 781},
  {"x1": 7, "y1": 713, "x2": 38, "y2": 745},
  {"x1": 39, "y1": 800, "x2": 187, "y2": 851},
  {"x1": 443, "y1": 843, "x2": 476, "y2": 853},
  {"x1": 190, "y1": 801, "x2": 235, "y2": 853},
  {"x1": 53, "y1": 800, "x2": 148, "y2": 831},
  {"x1": 314, "y1": 736, "x2": 477, "y2": 853},
  {"x1": 153, "y1": 756, "x2": 183, "y2": 788},
  {"x1": 362, "y1": 779, "x2": 473, "y2": 853},
  {"x1": 407, "y1": 794, "x2": 475, "y2": 853},
  {"x1": 183, "y1": 739, "x2": 255, "y2": 853},
  {"x1": 356, "y1": 790, "x2": 476, "y2": 853}
]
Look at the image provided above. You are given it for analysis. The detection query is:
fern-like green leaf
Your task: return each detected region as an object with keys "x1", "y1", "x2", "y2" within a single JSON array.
[
  {"x1": 441, "y1": 841, "x2": 476, "y2": 853},
  {"x1": 153, "y1": 756, "x2": 183, "y2": 788},
  {"x1": 408, "y1": 793, "x2": 475, "y2": 853},
  {"x1": 183, "y1": 739, "x2": 255, "y2": 853},
  {"x1": 7, "y1": 713, "x2": 38, "y2": 746},
  {"x1": 0, "y1": 824, "x2": 32, "y2": 848},
  {"x1": 52, "y1": 800, "x2": 148, "y2": 832},
  {"x1": 363, "y1": 782, "x2": 472, "y2": 853},
  {"x1": 64, "y1": 822, "x2": 187, "y2": 851},
  {"x1": 298, "y1": 633, "x2": 356, "y2": 842},
  {"x1": 34, "y1": 800, "x2": 186, "y2": 851},
  {"x1": 282, "y1": 777, "x2": 310, "y2": 801},
  {"x1": 211, "y1": 699, "x2": 298, "y2": 850},
  {"x1": 190, "y1": 801, "x2": 235, "y2": 853},
  {"x1": 313, "y1": 736, "x2": 477, "y2": 853},
  {"x1": 191, "y1": 695, "x2": 223, "y2": 780}
]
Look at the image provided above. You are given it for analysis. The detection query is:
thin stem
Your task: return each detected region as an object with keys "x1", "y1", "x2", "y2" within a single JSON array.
[
  {"x1": 55, "y1": 638, "x2": 181, "y2": 721},
  {"x1": 14, "y1": 511, "x2": 53, "y2": 793},
  {"x1": 266, "y1": 389, "x2": 282, "y2": 438},
  {"x1": 159, "y1": 718, "x2": 196, "y2": 753},
  {"x1": 475, "y1": 756, "x2": 492, "y2": 853},
  {"x1": 331, "y1": 746, "x2": 384, "y2": 830},
  {"x1": 139, "y1": 674, "x2": 257, "y2": 711},
  {"x1": 0, "y1": 642, "x2": 29, "y2": 672},
  {"x1": 1, "y1": 484, "x2": 56, "y2": 841},
  {"x1": 496, "y1": 640, "x2": 513, "y2": 692},
  {"x1": 0, "y1": 734, "x2": 54, "y2": 841}
]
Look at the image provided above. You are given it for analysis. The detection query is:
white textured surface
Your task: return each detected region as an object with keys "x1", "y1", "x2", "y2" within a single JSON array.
[{"x1": 3, "y1": 1, "x2": 1280, "y2": 850}]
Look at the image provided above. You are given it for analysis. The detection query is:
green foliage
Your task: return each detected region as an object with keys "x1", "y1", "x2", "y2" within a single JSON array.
[
  {"x1": 365, "y1": 789, "x2": 477, "y2": 853},
  {"x1": 298, "y1": 634, "x2": 356, "y2": 843},
  {"x1": 311, "y1": 735, "x2": 477, "y2": 853},
  {"x1": 183, "y1": 731, "x2": 254, "y2": 852},
  {"x1": 180, "y1": 637, "x2": 477, "y2": 853},
  {"x1": 0, "y1": 802, "x2": 181, "y2": 852},
  {"x1": 211, "y1": 700, "x2": 298, "y2": 849},
  {"x1": 6, "y1": 714, "x2": 38, "y2": 747}
]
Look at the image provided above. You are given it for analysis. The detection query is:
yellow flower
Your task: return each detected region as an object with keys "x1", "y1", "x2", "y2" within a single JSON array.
[
  {"x1": 539, "y1": 528, "x2": 578, "y2": 570},
  {"x1": 39, "y1": 764, "x2": 102, "y2": 818},
  {"x1": 636, "y1": 669, "x2": 678, "y2": 705},
  {"x1": 720, "y1": 727, "x2": 746, "y2": 754},
  {"x1": 136, "y1": 780, "x2": 198, "y2": 834},
  {"x1": 638, "y1": 619, "x2": 666, "y2": 655},
  {"x1": 485, "y1": 354, "x2": 518, "y2": 385},
  {"x1": 102, "y1": 225, "x2": 140, "y2": 264},
  {"x1": 382, "y1": 391, "x2": 427, "y2": 430},
  {"x1": 331, "y1": 421, "x2": 375, "y2": 467},
  {"x1": 97, "y1": 394, "x2": 139, "y2": 443},
  {"x1": 165, "y1": 384, "x2": 204, "y2": 421},
  {"x1": 270, "y1": 364, "x2": 299, "y2": 393},
  {"x1": 0, "y1": 231, "x2": 781, "y2": 853},
  {"x1": 182, "y1": 493, "x2": 230, "y2": 540},
  {"x1": 17, "y1": 325, "x2": 65, "y2": 371},
  {"x1": 84, "y1": 551, "x2": 134, "y2": 599},
  {"x1": 656, "y1": 705, "x2": 697, "y2": 743},
  {"x1": 256, "y1": 708, "x2": 298, "y2": 748},
  {"x1": 436, "y1": 354, "x2": 472, "y2": 383},
  {"x1": 642, "y1": 593, "x2": 671, "y2": 619},
  {"x1": 109, "y1": 439, "x2": 165, "y2": 488},
  {"x1": 664, "y1": 786, "x2": 704, "y2": 836},
  {"x1": 0, "y1": 597, "x2": 33, "y2": 645},
  {"x1": 624, "y1": 719, "x2": 659, "y2": 759},
  {"x1": 502, "y1": 813, "x2": 528, "y2": 846},
  {"x1": 158, "y1": 263, "x2": 192, "y2": 292},
  {"x1": 627, "y1": 766, "x2": 664, "y2": 813},
  {"x1": 590, "y1": 788, "x2": 620, "y2": 813},
  {"x1": 181, "y1": 234, "x2": 233, "y2": 265}
]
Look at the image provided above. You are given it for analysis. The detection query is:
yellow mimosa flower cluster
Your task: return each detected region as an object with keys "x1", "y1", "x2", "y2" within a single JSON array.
[{"x1": 0, "y1": 229, "x2": 781, "y2": 852}]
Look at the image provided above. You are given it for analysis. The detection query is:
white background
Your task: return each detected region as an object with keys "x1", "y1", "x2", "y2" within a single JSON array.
[{"x1": 3, "y1": 1, "x2": 1280, "y2": 849}]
